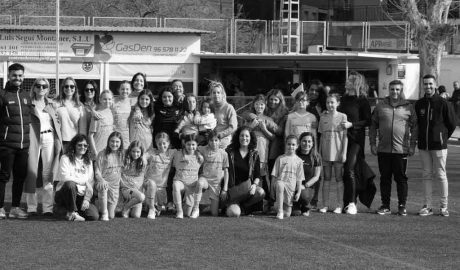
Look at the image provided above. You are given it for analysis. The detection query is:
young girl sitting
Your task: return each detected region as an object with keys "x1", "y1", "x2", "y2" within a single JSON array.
[
  {"x1": 296, "y1": 132, "x2": 322, "y2": 216},
  {"x1": 89, "y1": 90, "x2": 115, "y2": 156},
  {"x1": 198, "y1": 130, "x2": 229, "y2": 216},
  {"x1": 318, "y1": 94, "x2": 347, "y2": 214},
  {"x1": 172, "y1": 134, "x2": 204, "y2": 219},
  {"x1": 95, "y1": 132, "x2": 124, "y2": 220},
  {"x1": 194, "y1": 99, "x2": 217, "y2": 144},
  {"x1": 144, "y1": 132, "x2": 177, "y2": 219},
  {"x1": 271, "y1": 135, "x2": 305, "y2": 219},
  {"x1": 285, "y1": 92, "x2": 318, "y2": 140},
  {"x1": 120, "y1": 140, "x2": 147, "y2": 218}
]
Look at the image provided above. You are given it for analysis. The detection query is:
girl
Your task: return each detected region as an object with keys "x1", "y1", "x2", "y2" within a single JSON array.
[
  {"x1": 120, "y1": 140, "x2": 147, "y2": 218},
  {"x1": 54, "y1": 134, "x2": 99, "y2": 221},
  {"x1": 129, "y1": 89, "x2": 155, "y2": 151},
  {"x1": 295, "y1": 132, "x2": 322, "y2": 216},
  {"x1": 198, "y1": 130, "x2": 229, "y2": 216},
  {"x1": 129, "y1": 72, "x2": 147, "y2": 106},
  {"x1": 153, "y1": 87, "x2": 182, "y2": 149},
  {"x1": 174, "y1": 94, "x2": 199, "y2": 136},
  {"x1": 209, "y1": 81, "x2": 237, "y2": 149},
  {"x1": 194, "y1": 99, "x2": 217, "y2": 144},
  {"x1": 24, "y1": 78, "x2": 62, "y2": 216},
  {"x1": 318, "y1": 94, "x2": 348, "y2": 214},
  {"x1": 89, "y1": 90, "x2": 115, "y2": 156},
  {"x1": 144, "y1": 132, "x2": 177, "y2": 219},
  {"x1": 113, "y1": 81, "x2": 132, "y2": 149},
  {"x1": 55, "y1": 77, "x2": 87, "y2": 150},
  {"x1": 338, "y1": 71, "x2": 371, "y2": 214},
  {"x1": 172, "y1": 134, "x2": 204, "y2": 219},
  {"x1": 271, "y1": 135, "x2": 304, "y2": 219},
  {"x1": 285, "y1": 92, "x2": 318, "y2": 140},
  {"x1": 80, "y1": 80, "x2": 100, "y2": 134},
  {"x1": 95, "y1": 132, "x2": 124, "y2": 221}
]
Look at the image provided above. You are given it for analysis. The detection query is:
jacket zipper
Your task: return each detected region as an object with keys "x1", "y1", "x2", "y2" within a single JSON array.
[
  {"x1": 3, "y1": 126, "x2": 8, "y2": 140},
  {"x1": 426, "y1": 101, "x2": 430, "y2": 149},
  {"x1": 390, "y1": 106, "x2": 395, "y2": 153},
  {"x1": 17, "y1": 91, "x2": 24, "y2": 149},
  {"x1": 5, "y1": 106, "x2": 9, "y2": 117}
]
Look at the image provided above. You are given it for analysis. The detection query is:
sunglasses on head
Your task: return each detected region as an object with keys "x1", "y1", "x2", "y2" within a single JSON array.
[
  {"x1": 64, "y1": 85, "x2": 75, "y2": 89},
  {"x1": 35, "y1": 84, "x2": 48, "y2": 89}
]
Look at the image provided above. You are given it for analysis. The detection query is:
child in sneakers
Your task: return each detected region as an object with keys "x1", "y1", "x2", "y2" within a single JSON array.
[
  {"x1": 120, "y1": 140, "x2": 147, "y2": 218},
  {"x1": 318, "y1": 94, "x2": 347, "y2": 214},
  {"x1": 172, "y1": 134, "x2": 204, "y2": 219},
  {"x1": 144, "y1": 132, "x2": 177, "y2": 219},
  {"x1": 285, "y1": 92, "x2": 318, "y2": 140},
  {"x1": 95, "y1": 131, "x2": 124, "y2": 221},
  {"x1": 198, "y1": 130, "x2": 229, "y2": 216},
  {"x1": 88, "y1": 90, "x2": 115, "y2": 158},
  {"x1": 271, "y1": 135, "x2": 305, "y2": 219},
  {"x1": 295, "y1": 132, "x2": 322, "y2": 216}
]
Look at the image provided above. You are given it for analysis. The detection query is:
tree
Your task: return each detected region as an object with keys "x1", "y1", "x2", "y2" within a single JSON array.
[{"x1": 383, "y1": 0, "x2": 456, "y2": 93}]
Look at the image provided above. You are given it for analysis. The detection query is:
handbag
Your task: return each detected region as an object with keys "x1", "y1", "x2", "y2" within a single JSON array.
[{"x1": 228, "y1": 178, "x2": 252, "y2": 204}]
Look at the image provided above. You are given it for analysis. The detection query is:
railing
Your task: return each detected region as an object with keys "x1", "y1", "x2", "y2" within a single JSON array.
[{"x1": 5, "y1": 16, "x2": 460, "y2": 55}]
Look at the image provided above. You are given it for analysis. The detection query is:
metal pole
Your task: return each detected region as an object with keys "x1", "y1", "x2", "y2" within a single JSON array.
[{"x1": 56, "y1": 0, "x2": 60, "y2": 96}]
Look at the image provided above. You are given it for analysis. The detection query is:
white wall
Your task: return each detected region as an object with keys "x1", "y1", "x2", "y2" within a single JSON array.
[{"x1": 439, "y1": 56, "x2": 460, "y2": 95}]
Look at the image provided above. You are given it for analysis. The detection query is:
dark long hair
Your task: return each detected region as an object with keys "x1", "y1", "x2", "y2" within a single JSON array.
[
  {"x1": 80, "y1": 80, "x2": 100, "y2": 105},
  {"x1": 229, "y1": 126, "x2": 257, "y2": 151},
  {"x1": 124, "y1": 140, "x2": 145, "y2": 173},
  {"x1": 135, "y1": 89, "x2": 155, "y2": 118},
  {"x1": 156, "y1": 87, "x2": 175, "y2": 108},
  {"x1": 104, "y1": 131, "x2": 124, "y2": 159},
  {"x1": 131, "y1": 72, "x2": 148, "y2": 91},
  {"x1": 296, "y1": 132, "x2": 320, "y2": 167},
  {"x1": 66, "y1": 134, "x2": 92, "y2": 165}
]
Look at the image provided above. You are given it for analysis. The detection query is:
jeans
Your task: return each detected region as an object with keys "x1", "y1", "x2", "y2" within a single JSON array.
[
  {"x1": 54, "y1": 181, "x2": 99, "y2": 221},
  {"x1": 0, "y1": 147, "x2": 28, "y2": 208},
  {"x1": 26, "y1": 132, "x2": 55, "y2": 213},
  {"x1": 419, "y1": 149, "x2": 449, "y2": 208},
  {"x1": 377, "y1": 153, "x2": 408, "y2": 207}
]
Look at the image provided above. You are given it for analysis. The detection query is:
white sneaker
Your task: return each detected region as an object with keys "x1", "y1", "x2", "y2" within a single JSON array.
[
  {"x1": 302, "y1": 210, "x2": 310, "y2": 217},
  {"x1": 0, "y1": 207, "x2": 6, "y2": 219},
  {"x1": 190, "y1": 208, "x2": 200, "y2": 219},
  {"x1": 147, "y1": 209, "x2": 156, "y2": 220},
  {"x1": 333, "y1": 207, "x2": 342, "y2": 214},
  {"x1": 319, "y1": 206, "x2": 328, "y2": 213},
  {"x1": 100, "y1": 212, "x2": 109, "y2": 221},
  {"x1": 121, "y1": 208, "x2": 130, "y2": 218},
  {"x1": 276, "y1": 211, "x2": 284, "y2": 219},
  {"x1": 345, "y1": 203, "x2": 357, "y2": 215},
  {"x1": 175, "y1": 210, "x2": 184, "y2": 219},
  {"x1": 67, "y1": 212, "x2": 85, "y2": 221},
  {"x1": 9, "y1": 207, "x2": 28, "y2": 219}
]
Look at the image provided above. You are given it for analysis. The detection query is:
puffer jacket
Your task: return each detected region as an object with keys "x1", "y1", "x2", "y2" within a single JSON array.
[
  {"x1": 0, "y1": 82, "x2": 31, "y2": 149},
  {"x1": 369, "y1": 97, "x2": 417, "y2": 154},
  {"x1": 415, "y1": 93, "x2": 457, "y2": 150}
]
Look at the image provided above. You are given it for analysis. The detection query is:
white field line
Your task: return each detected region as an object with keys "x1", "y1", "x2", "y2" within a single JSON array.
[{"x1": 251, "y1": 218, "x2": 430, "y2": 270}]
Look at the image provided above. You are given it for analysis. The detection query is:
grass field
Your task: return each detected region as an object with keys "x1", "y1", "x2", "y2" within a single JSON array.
[{"x1": 1, "y1": 142, "x2": 459, "y2": 270}]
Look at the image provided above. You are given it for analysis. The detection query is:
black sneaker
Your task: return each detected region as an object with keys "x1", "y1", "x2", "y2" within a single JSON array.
[
  {"x1": 397, "y1": 205, "x2": 407, "y2": 216},
  {"x1": 377, "y1": 206, "x2": 391, "y2": 215}
]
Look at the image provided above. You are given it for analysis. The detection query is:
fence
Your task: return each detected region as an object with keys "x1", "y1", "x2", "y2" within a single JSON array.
[
  {"x1": 18, "y1": 15, "x2": 86, "y2": 26},
  {"x1": 93, "y1": 17, "x2": 158, "y2": 28}
]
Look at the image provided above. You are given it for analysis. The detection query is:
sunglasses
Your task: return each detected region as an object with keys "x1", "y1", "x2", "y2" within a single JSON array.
[
  {"x1": 77, "y1": 143, "x2": 89, "y2": 148},
  {"x1": 35, "y1": 84, "x2": 49, "y2": 89},
  {"x1": 85, "y1": 88, "x2": 95, "y2": 92},
  {"x1": 64, "y1": 85, "x2": 75, "y2": 89}
]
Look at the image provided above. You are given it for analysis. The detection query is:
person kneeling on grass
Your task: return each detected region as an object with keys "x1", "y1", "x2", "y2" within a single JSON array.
[
  {"x1": 54, "y1": 134, "x2": 99, "y2": 221},
  {"x1": 225, "y1": 126, "x2": 265, "y2": 217},
  {"x1": 120, "y1": 140, "x2": 147, "y2": 218},
  {"x1": 271, "y1": 135, "x2": 305, "y2": 219},
  {"x1": 198, "y1": 131, "x2": 229, "y2": 216}
]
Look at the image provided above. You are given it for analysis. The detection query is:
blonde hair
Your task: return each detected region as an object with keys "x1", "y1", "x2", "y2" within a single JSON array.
[
  {"x1": 30, "y1": 77, "x2": 50, "y2": 100},
  {"x1": 208, "y1": 81, "x2": 227, "y2": 101}
]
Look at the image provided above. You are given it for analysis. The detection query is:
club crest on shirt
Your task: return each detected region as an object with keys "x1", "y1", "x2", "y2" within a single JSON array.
[{"x1": 23, "y1": 98, "x2": 28, "y2": 105}]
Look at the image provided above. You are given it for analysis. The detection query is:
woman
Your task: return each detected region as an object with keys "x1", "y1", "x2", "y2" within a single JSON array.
[
  {"x1": 24, "y1": 78, "x2": 62, "y2": 216},
  {"x1": 55, "y1": 77, "x2": 87, "y2": 150},
  {"x1": 153, "y1": 87, "x2": 181, "y2": 149},
  {"x1": 225, "y1": 126, "x2": 265, "y2": 217},
  {"x1": 80, "y1": 80, "x2": 100, "y2": 135},
  {"x1": 130, "y1": 72, "x2": 148, "y2": 106},
  {"x1": 209, "y1": 81, "x2": 238, "y2": 149},
  {"x1": 171, "y1": 79, "x2": 186, "y2": 113},
  {"x1": 307, "y1": 79, "x2": 327, "y2": 120},
  {"x1": 54, "y1": 134, "x2": 99, "y2": 221},
  {"x1": 338, "y1": 71, "x2": 372, "y2": 214}
]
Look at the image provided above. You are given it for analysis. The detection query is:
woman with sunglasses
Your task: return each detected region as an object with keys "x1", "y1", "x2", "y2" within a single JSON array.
[
  {"x1": 23, "y1": 78, "x2": 63, "y2": 216},
  {"x1": 55, "y1": 77, "x2": 87, "y2": 151},
  {"x1": 80, "y1": 80, "x2": 100, "y2": 135},
  {"x1": 54, "y1": 134, "x2": 98, "y2": 221}
]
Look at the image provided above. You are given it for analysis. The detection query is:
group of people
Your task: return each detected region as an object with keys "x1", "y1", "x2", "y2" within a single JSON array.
[{"x1": 0, "y1": 63, "x2": 456, "y2": 222}]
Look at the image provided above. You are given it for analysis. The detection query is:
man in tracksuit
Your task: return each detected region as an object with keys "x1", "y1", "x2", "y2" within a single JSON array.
[
  {"x1": 415, "y1": 74, "x2": 457, "y2": 217},
  {"x1": 370, "y1": 80, "x2": 417, "y2": 216},
  {"x1": 0, "y1": 63, "x2": 31, "y2": 219}
]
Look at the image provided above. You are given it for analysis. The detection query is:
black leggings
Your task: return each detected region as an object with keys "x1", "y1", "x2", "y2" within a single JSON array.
[{"x1": 343, "y1": 141, "x2": 362, "y2": 206}]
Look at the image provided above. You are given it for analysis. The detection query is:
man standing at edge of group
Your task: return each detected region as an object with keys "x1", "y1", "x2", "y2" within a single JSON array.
[
  {"x1": 450, "y1": 80, "x2": 460, "y2": 124},
  {"x1": 415, "y1": 74, "x2": 457, "y2": 217},
  {"x1": 369, "y1": 80, "x2": 417, "y2": 216},
  {"x1": 0, "y1": 63, "x2": 32, "y2": 219}
]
